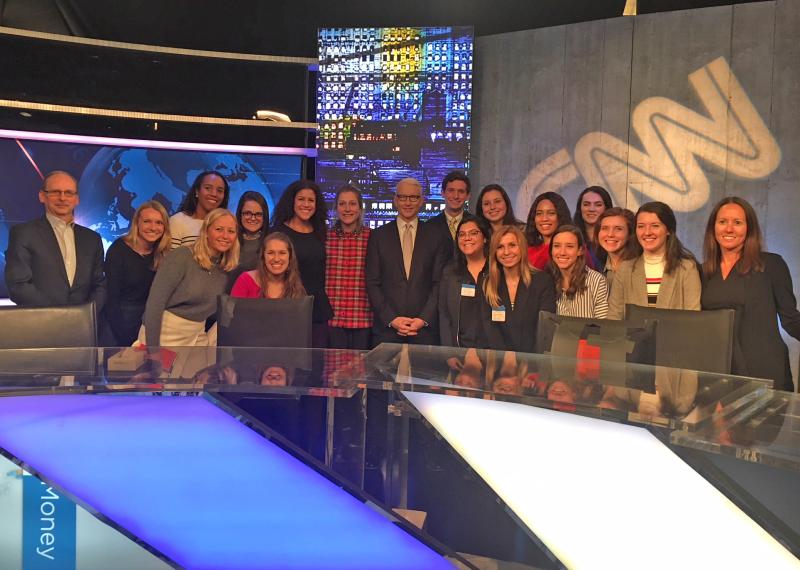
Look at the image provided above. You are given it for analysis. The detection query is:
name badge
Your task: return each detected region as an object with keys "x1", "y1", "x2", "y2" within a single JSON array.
[
  {"x1": 460, "y1": 283, "x2": 476, "y2": 297},
  {"x1": 491, "y1": 305, "x2": 506, "y2": 322}
]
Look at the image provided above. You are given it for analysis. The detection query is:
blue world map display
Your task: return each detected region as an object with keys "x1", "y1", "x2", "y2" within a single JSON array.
[{"x1": 0, "y1": 136, "x2": 303, "y2": 298}]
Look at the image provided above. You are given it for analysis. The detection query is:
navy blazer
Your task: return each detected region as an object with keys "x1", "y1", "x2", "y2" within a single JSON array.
[
  {"x1": 5, "y1": 217, "x2": 106, "y2": 309},
  {"x1": 365, "y1": 219, "x2": 445, "y2": 343}
]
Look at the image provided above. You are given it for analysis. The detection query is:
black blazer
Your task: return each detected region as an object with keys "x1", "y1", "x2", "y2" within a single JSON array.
[
  {"x1": 365, "y1": 219, "x2": 445, "y2": 343},
  {"x1": 427, "y1": 210, "x2": 475, "y2": 265},
  {"x1": 4, "y1": 217, "x2": 106, "y2": 310},
  {"x1": 702, "y1": 252, "x2": 800, "y2": 391},
  {"x1": 478, "y1": 269, "x2": 557, "y2": 354},
  {"x1": 438, "y1": 262, "x2": 486, "y2": 347}
]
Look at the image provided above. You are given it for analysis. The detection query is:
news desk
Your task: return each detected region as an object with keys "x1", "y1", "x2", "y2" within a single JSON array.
[{"x1": 1, "y1": 344, "x2": 798, "y2": 569}]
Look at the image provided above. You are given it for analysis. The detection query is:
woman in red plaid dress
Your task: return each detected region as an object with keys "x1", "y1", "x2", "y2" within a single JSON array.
[{"x1": 325, "y1": 185, "x2": 372, "y2": 349}]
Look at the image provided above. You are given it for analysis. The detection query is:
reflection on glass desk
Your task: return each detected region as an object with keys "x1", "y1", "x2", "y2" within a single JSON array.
[{"x1": 1, "y1": 344, "x2": 798, "y2": 569}]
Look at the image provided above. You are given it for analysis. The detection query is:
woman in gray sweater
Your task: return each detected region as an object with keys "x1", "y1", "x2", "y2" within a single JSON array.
[{"x1": 140, "y1": 208, "x2": 240, "y2": 347}]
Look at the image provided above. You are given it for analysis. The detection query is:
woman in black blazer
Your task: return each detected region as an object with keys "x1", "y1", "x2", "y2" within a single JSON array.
[
  {"x1": 479, "y1": 225, "x2": 557, "y2": 353},
  {"x1": 701, "y1": 197, "x2": 800, "y2": 391},
  {"x1": 439, "y1": 217, "x2": 490, "y2": 347}
]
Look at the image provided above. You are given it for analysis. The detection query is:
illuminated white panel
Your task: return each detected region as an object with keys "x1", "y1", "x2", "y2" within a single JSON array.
[
  {"x1": 0, "y1": 129, "x2": 316, "y2": 157},
  {"x1": 404, "y1": 392, "x2": 799, "y2": 570}
]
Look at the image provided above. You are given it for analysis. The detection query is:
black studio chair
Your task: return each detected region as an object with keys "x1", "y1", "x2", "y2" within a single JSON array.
[
  {"x1": 0, "y1": 302, "x2": 98, "y2": 375},
  {"x1": 536, "y1": 311, "x2": 657, "y2": 387},
  {"x1": 624, "y1": 305, "x2": 735, "y2": 375},
  {"x1": 536, "y1": 311, "x2": 656, "y2": 365},
  {"x1": 216, "y1": 294, "x2": 313, "y2": 348}
]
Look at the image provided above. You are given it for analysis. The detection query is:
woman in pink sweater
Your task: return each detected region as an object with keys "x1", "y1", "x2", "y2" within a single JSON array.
[{"x1": 230, "y1": 232, "x2": 306, "y2": 299}]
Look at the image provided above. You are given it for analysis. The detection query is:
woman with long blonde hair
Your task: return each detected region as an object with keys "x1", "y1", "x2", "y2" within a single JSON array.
[
  {"x1": 141, "y1": 208, "x2": 239, "y2": 348},
  {"x1": 104, "y1": 200, "x2": 171, "y2": 345},
  {"x1": 479, "y1": 225, "x2": 556, "y2": 353}
]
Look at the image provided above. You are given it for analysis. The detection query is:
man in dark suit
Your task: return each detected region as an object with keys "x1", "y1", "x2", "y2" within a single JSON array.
[
  {"x1": 5, "y1": 171, "x2": 105, "y2": 309},
  {"x1": 426, "y1": 171, "x2": 473, "y2": 263},
  {"x1": 366, "y1": 177, "x2": 445, "y2": 346}
]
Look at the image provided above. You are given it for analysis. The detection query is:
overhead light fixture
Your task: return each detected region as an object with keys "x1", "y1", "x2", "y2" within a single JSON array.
[
  {"x1": 623, "y1": 0, "x2": 638, "y2": 16},
  {"x1": 254, "y1": 110, "x2": 292, "y2": 122},
  {"x1": 19, "y1": 111, "x2": 32, "y2": 118}
]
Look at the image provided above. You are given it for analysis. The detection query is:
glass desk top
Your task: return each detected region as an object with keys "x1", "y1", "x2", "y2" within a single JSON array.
[
  {"x1": 0, "y1": 343, "x2": 787, "y2": 446},
  {"x1": 1, "y1": 343, "x2": 798, "y2": 568}
]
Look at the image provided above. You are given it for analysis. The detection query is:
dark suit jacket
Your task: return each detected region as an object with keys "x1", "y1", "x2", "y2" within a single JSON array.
[
  {"x1": 366, "y1": 219, "x2": 445, "y2": 344},
  {"x1": 5, "y1": 217, "x2": 106, "y2": 310},
  {"x1": 427, "y1": 210, "x2": 474, "y2": 265},
  {"x1": 702, "y1": 252, "x2": 800, "y2": 391},
  {"x1": 478, "y1": 269, "x2": 557, "y2": 354},
  {"x1": 438, "y1": 262, "x2": 486, "y2": 347}
]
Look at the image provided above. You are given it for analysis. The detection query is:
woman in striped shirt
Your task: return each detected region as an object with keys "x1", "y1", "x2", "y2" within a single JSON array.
[
  {"x1": 607, "y1": 202, "x2": 701, "y2": 319},
  {"x1": 547, "y1": 225, "x2": 609, "y2": 318}
]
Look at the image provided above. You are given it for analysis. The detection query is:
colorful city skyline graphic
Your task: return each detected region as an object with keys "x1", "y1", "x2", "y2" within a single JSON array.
[{"x1": 317, "y1": 27, "x2": 473, "y2": 225}]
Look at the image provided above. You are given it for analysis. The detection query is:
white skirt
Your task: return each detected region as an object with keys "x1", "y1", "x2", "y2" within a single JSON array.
[{"x1": 135, "y1": 311, "x2": 217, "y2": 379}]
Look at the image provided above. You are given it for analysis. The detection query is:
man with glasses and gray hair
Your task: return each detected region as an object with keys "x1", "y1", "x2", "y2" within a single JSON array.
[
  {"x1": 365, "y1": 177, "x2": 445, "y2": 346},
  {"x1": 5, "y1": 170, "x2": 105, "y2": 308}
]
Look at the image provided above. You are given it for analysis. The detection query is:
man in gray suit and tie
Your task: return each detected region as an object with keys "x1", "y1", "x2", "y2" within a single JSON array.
[{"x1": 5, "y1": 170, "x2": 105, "y2": 309}]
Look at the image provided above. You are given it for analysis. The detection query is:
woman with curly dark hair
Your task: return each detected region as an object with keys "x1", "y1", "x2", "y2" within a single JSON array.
[{"x1": 271, "y1": 180, "x2": 333, "y2": 347}]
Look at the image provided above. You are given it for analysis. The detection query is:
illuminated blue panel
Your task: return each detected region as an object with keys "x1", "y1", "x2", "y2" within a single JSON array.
[{"x1": 0, "y1": 395, "x2": 449, "y2": 570}]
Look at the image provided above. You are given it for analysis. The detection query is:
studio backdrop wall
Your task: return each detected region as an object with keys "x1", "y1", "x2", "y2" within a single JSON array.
[{"x1": 470, "y1": 0, "x2": 800, "y2": 383}]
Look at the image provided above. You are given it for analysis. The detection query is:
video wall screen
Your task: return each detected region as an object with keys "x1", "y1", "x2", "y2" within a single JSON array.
[
  {"x1": 316, "y1": 27, "x2": 473, "y2": 225},
  {"x1": 0, "y1": 130, "x2": 306, "y2": 298}
]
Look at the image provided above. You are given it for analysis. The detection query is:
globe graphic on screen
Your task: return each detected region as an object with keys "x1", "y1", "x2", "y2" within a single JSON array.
[{"x1": 75, "y1": 148, "x2": 277, "y2": 248}]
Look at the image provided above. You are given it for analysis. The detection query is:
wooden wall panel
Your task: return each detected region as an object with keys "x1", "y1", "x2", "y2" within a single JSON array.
[{"x1": 471, "y1": 1, "x2": 799, "y2": 386}]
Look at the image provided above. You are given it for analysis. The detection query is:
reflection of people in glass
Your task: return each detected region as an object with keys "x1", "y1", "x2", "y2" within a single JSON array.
[
  {"x1": 439, "y1": 218, "x2": 490, "y2": 347},
  {"x1": 261, "y1": 365, "x2": 289, "y2": 386},
  {"x1": 486, "y1": 350, "x2": 526, "y2": 395},
  {"x1": 701, "y1": 197, "x2": 800, "y2": 392},
  {"x1": 230, "y1": 232, "x2": 306, "y2": 299},
  {"x1": 446, "y1": 348, "x2": 486, "y2": 389}
]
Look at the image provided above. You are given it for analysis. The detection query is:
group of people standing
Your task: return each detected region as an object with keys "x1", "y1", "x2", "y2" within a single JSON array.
[{"x1": 4, "y1": 169, "x2": 800, "y2": 391}]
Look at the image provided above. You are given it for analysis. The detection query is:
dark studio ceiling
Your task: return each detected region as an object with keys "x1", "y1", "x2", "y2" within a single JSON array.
[
  {"x1": 0, "y1": 0, "x2": 758, "y2": 146},
  {"x1": 0, "y1": 0, "x2": 757, "y2": 56}
]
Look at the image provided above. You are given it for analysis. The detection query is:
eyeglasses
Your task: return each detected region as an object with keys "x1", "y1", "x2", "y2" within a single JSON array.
[
  {"x1": 396, "y1": 194, "x2": 421, "y2": 203},
  {"x1": 242, "y1": 211, "x2": 264, "y2": 219},
  {"x1": 457, "y1": 229, "x2": 482, "y2": 240},
  {"x1": 43, "y1": 190, "x2": 78, "y2": 198}
]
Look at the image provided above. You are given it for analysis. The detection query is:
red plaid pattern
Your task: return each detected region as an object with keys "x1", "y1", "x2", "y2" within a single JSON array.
[{"x1": 326, "y1": 226, "x2": 373, "y2": 328}]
